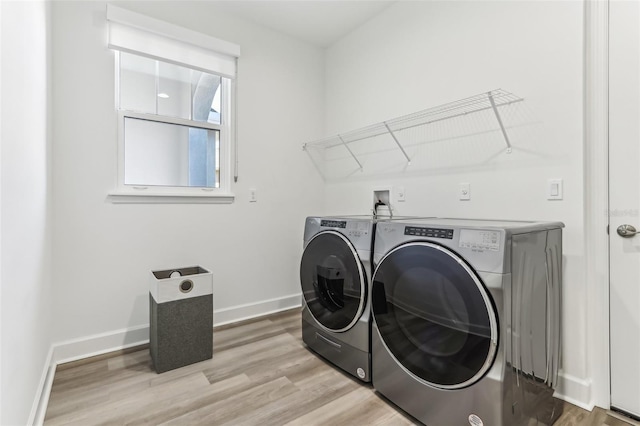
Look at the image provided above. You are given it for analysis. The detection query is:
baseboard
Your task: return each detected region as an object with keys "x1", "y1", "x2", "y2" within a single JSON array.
[
  {"x1": 27, "y1": 346, "x2": 55, "y2": 426},
  {"x1": 554, "y1": 371, "x2": 594, "y2": 411},
  {"x1": 52, "y1": 324, "x2": 150, "y2": 366},
  {"x1": 213, "y1": 293, "x2": 302, "y2": 326}
]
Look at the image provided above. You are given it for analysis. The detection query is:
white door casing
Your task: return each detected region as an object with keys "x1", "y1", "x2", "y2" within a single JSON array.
[
  {"x1": 609, "y1": 0, "x2": 640, "y2": 417},
  {"x1": 584, "y1": 0, "x2": 610, "y2": 410}
]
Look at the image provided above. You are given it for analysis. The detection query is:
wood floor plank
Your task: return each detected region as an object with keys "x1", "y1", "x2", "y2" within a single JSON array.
[
  {"x1": 124, "y1": 374, "x2": 254, "y2": 426},
  {"x1": 284, "y1": 386, "x2": 386, "y2": 426},
  {"x1": 46, "y1": 364, "x2": 153, "y2": 411},
  {"x1": 46, "y1": 372, "x2": 210, "y2": 425},
  {"x1": 159, "y1": 376, "x2": 299, "y2": 425},
  {"x1": 202, "y1": 337, "x2": 301, "y2": 384},
  {"x1": 44, "y1": 309, "x2": 638, "y2": 426},
  {"x1": 213, "y1": 319, "x2": 287, "y2": 352},
  {"x1": 246, "y1": 350, "x2": 320, "y2": 381},
  {"x1": 216, "y1": 366, "x2": 361, "y2": 426}
]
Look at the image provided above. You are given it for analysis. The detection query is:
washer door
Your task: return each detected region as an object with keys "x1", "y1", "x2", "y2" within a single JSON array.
[
  {"x1": 300, "y1": 231, "x2": 366, "y2": 332},
  {"x1": 372, "y1": 242, "x2": 498, "y2": 389}
]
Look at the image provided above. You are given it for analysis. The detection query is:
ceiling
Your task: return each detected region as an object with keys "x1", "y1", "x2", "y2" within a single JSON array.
[{"x1": 213, "y1": 1, "x2": 396, "y2": 48}]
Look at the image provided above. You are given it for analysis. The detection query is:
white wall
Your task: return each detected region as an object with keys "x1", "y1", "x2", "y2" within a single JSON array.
[
  {"x1": 51, "y1": 1, "x2": 325, "y2": 352},
  {"x1": 324, "y1": 1, "x2": 588, "y2": 406},
  {"x1": 0, "y1": 1, "x2": 54, "y2": 424}
]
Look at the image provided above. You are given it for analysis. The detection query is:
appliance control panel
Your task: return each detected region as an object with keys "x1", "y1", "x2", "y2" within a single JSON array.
[
  {"x1": 321, "y1": 220, "x2": 347, "y2": 229},
  {"x1": 458, "y1": 229, "x2": 500, "y2": 252},
  {"x1": 404, "y1": 226, "x2": 454, "y2": 239},
  {"x1": 320, "y1": 219, "x2": 370, "y2": 238}
]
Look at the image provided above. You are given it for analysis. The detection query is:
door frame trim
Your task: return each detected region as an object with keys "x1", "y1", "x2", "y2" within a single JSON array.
[{"x1": 584, "y1": 0, "x2": 610, "y2": 410}]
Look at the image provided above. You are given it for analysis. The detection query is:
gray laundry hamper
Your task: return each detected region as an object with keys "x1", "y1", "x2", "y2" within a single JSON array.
[{"x1": 149, "y1": 266, "x2": 213, "y2": 373}]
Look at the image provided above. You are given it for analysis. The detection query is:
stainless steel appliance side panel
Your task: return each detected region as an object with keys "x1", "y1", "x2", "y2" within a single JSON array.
[{"x1": 510, "y1": 229, "x2": 562, "y2": 388}]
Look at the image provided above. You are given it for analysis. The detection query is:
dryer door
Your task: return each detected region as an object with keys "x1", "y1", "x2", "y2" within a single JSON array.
[
  {"x1": 300, "y1": 231, "x2": 367, "y2": 332},
  {"x1": 372, "y1": 242, "x2": 498, "y2": 389}
]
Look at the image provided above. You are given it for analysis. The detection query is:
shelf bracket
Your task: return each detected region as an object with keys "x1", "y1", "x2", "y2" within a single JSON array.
[
  {"x1": 488, "y1": 92, "x2": 513, "y2": 154},
  {"x1": 383, "y1": 122, "x2": 411, "y2": 164},
  {"x1": 338, "y1": 134, "x2": 364, "y2": 170}
]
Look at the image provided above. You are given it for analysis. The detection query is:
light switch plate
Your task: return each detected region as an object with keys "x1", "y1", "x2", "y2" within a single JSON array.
[
  {"x1": 396, "y1": 186, "x2": 406, "y2": 202},
  {"x1": 547, "y1": 179, "x2": 563, "y2": 200}
]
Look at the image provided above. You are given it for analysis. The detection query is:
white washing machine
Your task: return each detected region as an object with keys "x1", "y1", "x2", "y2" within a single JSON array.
[{"x1": 371, "y1": 218, "x2": 564, "y2": 425}]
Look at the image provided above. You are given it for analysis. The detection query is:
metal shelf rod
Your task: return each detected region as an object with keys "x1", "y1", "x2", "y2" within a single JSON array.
[
  {"x1": 488, "y1": 91, "x2": 513, "y2": 153},
  {"x1": 383, "y1": 122, "x2": 411, "y2": 164},
  {"x1": 338, "y1": 134, "x2": 363, "y2": 170}
]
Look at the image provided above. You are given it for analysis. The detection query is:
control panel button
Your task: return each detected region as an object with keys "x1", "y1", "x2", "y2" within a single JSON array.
[
  {"x1": 404, "y1": 226, "x2": 454, "y2": 239},
  {"x1": 321, "y1": 220, "x2": 347, "y2": 228}
]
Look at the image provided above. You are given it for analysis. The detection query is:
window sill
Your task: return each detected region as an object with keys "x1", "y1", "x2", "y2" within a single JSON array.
[{"x1": 108, "y1": 189, "x2": 235, "y2": 204}]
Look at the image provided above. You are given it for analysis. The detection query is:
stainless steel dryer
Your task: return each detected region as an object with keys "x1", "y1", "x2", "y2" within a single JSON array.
[
  {"x1": 371, "y1": 218, "x2": 564, "y2": 425},
  {"x1": 300, "y1": 216, "x2": 377, "y2": 382}
]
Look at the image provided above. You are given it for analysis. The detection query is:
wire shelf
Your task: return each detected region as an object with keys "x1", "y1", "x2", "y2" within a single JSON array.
[{"x1": 303, "y1": 89, "x2": 523, "y2": 172}]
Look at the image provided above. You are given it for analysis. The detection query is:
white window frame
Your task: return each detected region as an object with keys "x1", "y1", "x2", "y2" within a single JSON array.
[
  {"x1": 106, "y1": 5, "x2": 238, "y2": 204},
  {"x1": 111, "y1": 62, "x2": 234, "y2": 203}
]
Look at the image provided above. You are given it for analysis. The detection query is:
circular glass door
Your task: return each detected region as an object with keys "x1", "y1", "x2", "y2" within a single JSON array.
[
  {"x1": 372, "y1": 242, "x2": 498, "y2": 389},
  {"x1": 300, "y1": 231, "x2": 366, "y2": 332}
]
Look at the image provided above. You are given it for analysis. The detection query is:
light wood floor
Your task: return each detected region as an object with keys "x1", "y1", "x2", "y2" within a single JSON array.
[{"x1": 45, "y1": 308, "x2": 637, "y2": 426}]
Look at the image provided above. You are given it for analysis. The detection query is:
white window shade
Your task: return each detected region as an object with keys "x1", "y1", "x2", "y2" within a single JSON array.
[{"x1": 107, "y1": 4, "x2": 240, "y2": 79}]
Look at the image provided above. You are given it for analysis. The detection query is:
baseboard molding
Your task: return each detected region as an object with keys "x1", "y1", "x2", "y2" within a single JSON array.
[
  {"x1": 52, "y1": 324, "x2": 150, "y2": 366},
  {"x1": 27, "y1": 346, "x2": 55, "y2": 426},
  {"x1": 213, "y1": 293, "x2": 302, "y2": 326},
  {"x1": 554, "y1": 371, "x2": 594, "y2": 411}
]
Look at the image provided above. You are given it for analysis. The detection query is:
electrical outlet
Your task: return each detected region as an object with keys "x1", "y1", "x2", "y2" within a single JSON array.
[{"x1": 249, "y1": 188, "x2": 257, "y2": 202}]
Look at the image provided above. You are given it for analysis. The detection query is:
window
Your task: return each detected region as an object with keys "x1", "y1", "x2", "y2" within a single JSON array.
[
  {"x1": 106, "y1": 5, "x2": 240, "y2": 202},
  {"x1": 118, "y1": 53, "x2": 227, "y2": 189}
]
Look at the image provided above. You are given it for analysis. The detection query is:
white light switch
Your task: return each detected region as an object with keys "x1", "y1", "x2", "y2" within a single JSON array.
[
  {"x1": 459, "y1": 183, "x2": 471, "y2": 201},
  {"x1": 547, "y1": 179, "x2": 563, "y2": 200}
]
